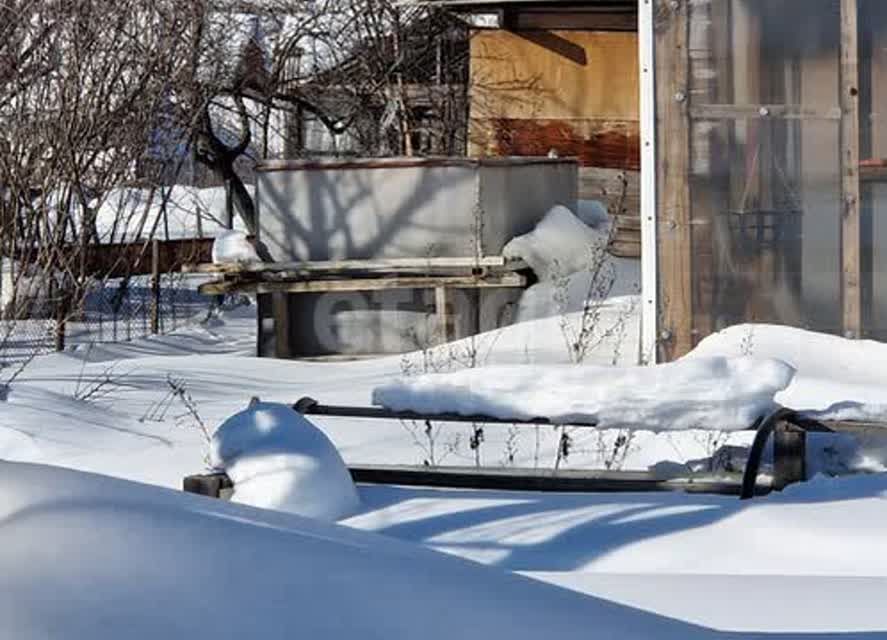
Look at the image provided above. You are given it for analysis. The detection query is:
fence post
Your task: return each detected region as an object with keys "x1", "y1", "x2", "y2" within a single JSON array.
[
  {"x1": 151, "y1": 238, "x2": 160, "y2": 334},
  {"x1": 54, "y1": 285, "x2": 67, "y2": 352}
]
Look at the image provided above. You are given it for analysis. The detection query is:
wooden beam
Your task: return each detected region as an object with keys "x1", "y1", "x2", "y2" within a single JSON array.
[
  {"x1": 772, "y1": 423, "x2": 806, "y2": 491},
  {"x1": 183, "y1": 256, "x2": 527, "y2": 275},
  {"x1": 271, "y1": 293, "x2": 294, "y2": 358},
  {"x1": 434, "y1": 286, "x2": 455, "y2": 344},
  {"x1": 198, "y1": 273, "x2": 528, "y2": 296},
  {"x1": 655, "y1": 0, "x2": 692, "y2": 360},
  {"x1": 841, "y1": 0, "x2": 862, "y2": 337},
  {"x1": 689, "y1": 104, "x2": 842, "y2": 120},
  {"x1": 150, "y1": 239, "x2": 160, "y2": 334}
]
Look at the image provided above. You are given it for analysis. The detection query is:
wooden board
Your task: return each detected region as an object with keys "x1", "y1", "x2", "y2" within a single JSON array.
[
  {"x1": 184, "y1": 256, "x2": 527, "y2": 275},
  {"x1": 655, "y1": 0, "x2": 693, "y2": 360},
  {"x1": 579, "y1": 167, "x2": 640, "y2": 214},
  {"x1": 16, "y1": 237, "x2": 215, "y2": 280},
  {"x1": 841, "y1": 0, "x2": 862, "y2": 337},
  {"x1": 198, "y1": 273, "x2": 528, "y2": 296}
]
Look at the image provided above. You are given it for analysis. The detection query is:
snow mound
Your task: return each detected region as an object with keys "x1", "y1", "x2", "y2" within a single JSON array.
[
  {"x1": 0, "y1": 462, "x2": 709, "y2": 640},
  {"x1": 688, "y1": 324, "x2": 887, "y2": 421},
  {"x1": 373, "y1": 357, "x2": 795, "y2": 431},
  {"x1": 92, "y1": 184, "x2": 252, "y2": 242},
  {"x1": 210, "y1": 402, "x2": 359, "y2": 520},
  {"x1": 504, "y1": 205, "x2": 605, "y2": 281},
  {"x1": 211, "y1": 229, "x2": 260, "y2": 264}
]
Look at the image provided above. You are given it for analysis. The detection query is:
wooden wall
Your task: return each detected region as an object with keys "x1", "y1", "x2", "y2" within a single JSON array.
[{"x1": 468, "y1": 29, "x2": 640, "y2": 218}]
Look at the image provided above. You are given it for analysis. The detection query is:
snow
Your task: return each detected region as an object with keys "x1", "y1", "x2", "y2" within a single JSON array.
[
  {"x1": 210, "y1": 401, "x2": 360, "y2": 520},
  {"x1": 533, "y1": 573, "x2": 887, "y2": 633},
  {"x1": 5, "y1": 247, "x2": 887, "y2": 634},
  {"x1": 211, "y1": 229, "x2": 260, "y2": 264},
  {"x1": 91, "y1": 185, "x2": 250, "y2": 242},
  {"x1": 503, "y1": 202, "x2": 640, "y2": 333},
  {"x1": 373, "y1": 357, "x2": 795, "y2": 431},
  {"x1": 0, "y1": 462, "x2": 718, "y2": 640},
  {"x1": 503, "y1": 204, "x2": 603, "y2": 281},
  {"x1": 347, "y1": 475, "x2": 887, "y2": 633},
  {"x1": 688, "y1": 323, "x2": 887, "y2": 422}
]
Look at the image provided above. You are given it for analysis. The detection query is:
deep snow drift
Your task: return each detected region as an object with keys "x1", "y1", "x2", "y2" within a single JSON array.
[
  {"x1": 210, "y1": 401, "x2": 360, "y2": 520},
  {"x1": 689, "y1": 324, "x2": 887, "y2": 422},
  {"x1": 0, "y1": 462, "x2": 737, "y2": 640},
  {"x1": 373, "y1": 356, "x2": 795, "y2": 431}
]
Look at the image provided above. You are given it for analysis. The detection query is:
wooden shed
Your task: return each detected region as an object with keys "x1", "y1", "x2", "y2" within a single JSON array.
[
  {"x1": 437, "y1": 0, "x2": 641, "y2": 255},
  {"x1": 641, "y1": 0, "x2": 887, "y2": 361}
]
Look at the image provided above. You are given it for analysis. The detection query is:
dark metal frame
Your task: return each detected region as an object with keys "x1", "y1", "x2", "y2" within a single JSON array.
[
  {"x1": 183, "y1": 399, "x2": 839, "y2": 501},
  {"x1": 739, "y1": 408, "x2": 833, "y2": 500}
]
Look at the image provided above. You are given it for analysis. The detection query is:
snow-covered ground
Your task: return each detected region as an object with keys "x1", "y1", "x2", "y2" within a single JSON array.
[
  {"x1": 3, "y1": 302, "x2": 887, "y2": 634},
  {"x1": 4, "y1": 204, "x2": 887, "y2": 636},
  {"x1": 2, "y1": 462, "x2": 685, "y2": 640}
]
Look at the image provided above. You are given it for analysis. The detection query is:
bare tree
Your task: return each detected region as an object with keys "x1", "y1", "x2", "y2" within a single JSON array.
[
  {"x1": 186, "y1": 0, "x2": 469, "y2": 232},
  {"x1": 0, "y1": 0, "x2": 469, "y2": 392},
  {"x1": 0, "y1": 0, "x2": 202, "y2": 390}
]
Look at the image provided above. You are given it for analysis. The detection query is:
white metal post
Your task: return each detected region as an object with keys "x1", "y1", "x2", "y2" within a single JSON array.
[{"x1": 639, "y1": 0, "x2": 659, "y2": 364}]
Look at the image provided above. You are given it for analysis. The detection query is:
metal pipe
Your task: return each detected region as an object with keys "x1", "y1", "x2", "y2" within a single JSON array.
[{"x1": 293, "y1": 396, "x2": 599, "y2": 427}]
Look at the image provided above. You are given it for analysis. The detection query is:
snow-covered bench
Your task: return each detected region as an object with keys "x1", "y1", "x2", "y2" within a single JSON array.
[{"x1": 184, "y1": 397, "x2": 838, "y2": 501}]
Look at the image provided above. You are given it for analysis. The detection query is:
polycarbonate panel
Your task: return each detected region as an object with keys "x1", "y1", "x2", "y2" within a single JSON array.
[
  {"x1": 656, "y1": 0, "x2": 847, "y2": 356},
  {"x1": 860, "y1": 0, "x2": 887, "y2": 339}
]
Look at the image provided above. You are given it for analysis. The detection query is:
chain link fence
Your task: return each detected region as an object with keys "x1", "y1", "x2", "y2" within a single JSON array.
[{"x1": 0, "y1": 272, "x2": 217, "y2": 372}]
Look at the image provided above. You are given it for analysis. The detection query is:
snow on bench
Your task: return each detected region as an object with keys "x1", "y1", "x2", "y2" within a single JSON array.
[{"x1": 372, "y1": 356, "x2": 796, "y2": 433}]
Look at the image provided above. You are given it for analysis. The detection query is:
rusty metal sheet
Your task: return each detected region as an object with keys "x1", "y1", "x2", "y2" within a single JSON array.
[{"x1": 487, "y1": 117, "x2": 639, "y2": 170}]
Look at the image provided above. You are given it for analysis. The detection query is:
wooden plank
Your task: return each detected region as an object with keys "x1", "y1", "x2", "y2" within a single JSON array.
[
  {"x1": 434, "y1": 286, "x2": 454, "y2": 344},
  {"x1": 772, "y1": 424, "x2": 806, "y2": 491},
  {"x1": 824, "y1": 419, "x2": 887, "y2": 435},
  {"x1": 841, "y1": 0, "x2": 863, "y2": 338},
  {"x1": 26, "y1": 237, "x2": 216, "y2": 279},
  {"x1": 607, "y1": 238, "x2": 641, "y2": 259},
  {"x1": 182, "y1": 473, "x2": 233, "y2": 497},
  {"x1": 689, "y1": 103, "x2": 842, "y2": 120},
  {"x1": 256, "y1": 157, "x2": 574, "y2": 172},
  {"x1": 579, "y1": 168, "x2": 640, "y2": 217},
  {"x1": 183, "y1": 256, "x2": 527, "y2": 275},
  {"x1": 150, "y1": 239, "x2": 160, "y2": 334},
  {"x1": 655, "y1": 0, "x2": 693, "y2": 360},
  {"x1": 860, "y1": 164, "x2": 887, "y2": 182},
  {"x1": 508, "y1": 9, "x2": 638, "y2": 32},
  {"x1": 198, "y1": 273, "x2": 528, "y2": 296},
  {"x1": 271, "y1": 293, "x2": 293, "y2": 358}
]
